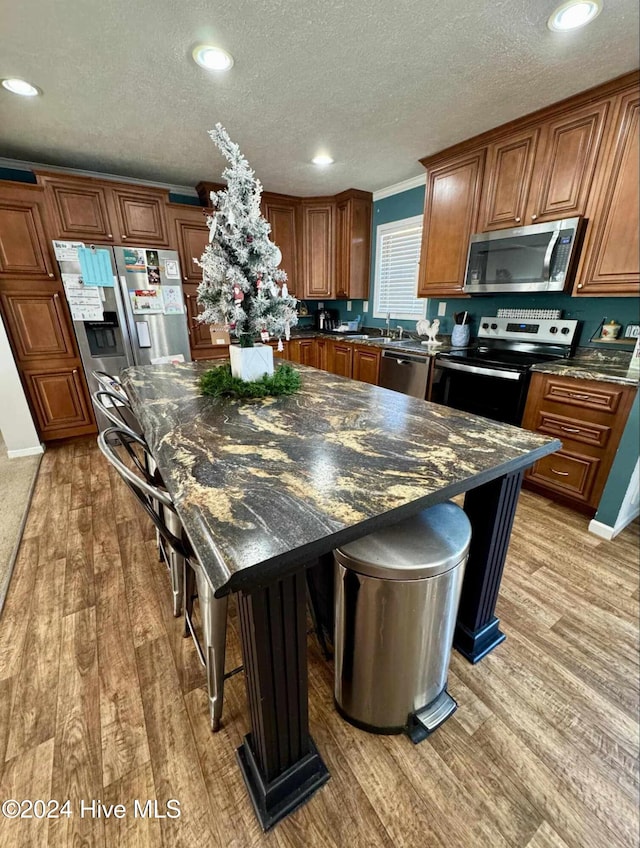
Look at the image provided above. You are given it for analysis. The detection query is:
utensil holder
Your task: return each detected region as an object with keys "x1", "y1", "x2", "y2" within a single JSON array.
[{"x1": 451, "y1": 324, "x2": 470, "y2": 348}]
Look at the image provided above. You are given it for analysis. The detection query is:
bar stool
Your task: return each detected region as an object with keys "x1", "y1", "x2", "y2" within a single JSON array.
[
  {"x1": 94, "y1": 405, "x2": 182, "y2": 617},
  {"x1": 98, "y1": 427, "x2": 228, "y2": 731},
  {"x1": 91, "y1": 378, "x2": 170, "y2": 585}
]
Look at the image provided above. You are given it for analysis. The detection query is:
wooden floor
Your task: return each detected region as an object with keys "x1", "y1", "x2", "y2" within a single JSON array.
[{"x1": 0, "y1": 439, "x2": 638, "y2": 848}]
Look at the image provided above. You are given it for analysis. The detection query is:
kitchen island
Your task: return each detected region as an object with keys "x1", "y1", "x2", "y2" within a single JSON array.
[{"x1": 121, "y1": 359, "x2": 560, "y2": 830}]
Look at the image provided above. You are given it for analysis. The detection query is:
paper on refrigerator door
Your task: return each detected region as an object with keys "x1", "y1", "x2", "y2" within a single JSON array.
[
  {"x1": 61, "y1": 273, "x2": 104, "y2": 321},
  {"x1": 53, "y1": 240, "x2": 85, "y2": 261},
  {"x1": 162, "y1": 285, "x2": 184, "y2": 314},
  {"x1": 130, "y1": 287, "x2": 164, "y2": 314}
]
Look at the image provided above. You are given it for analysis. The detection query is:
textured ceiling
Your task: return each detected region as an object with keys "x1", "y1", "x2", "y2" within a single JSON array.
[{"x1": 0, "y1": 0, "x2": 638, "y2": 196}]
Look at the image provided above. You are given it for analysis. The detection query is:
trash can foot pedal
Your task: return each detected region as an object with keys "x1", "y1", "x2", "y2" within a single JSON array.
[{"x1": 406, "y1": 690, "x2": 457, "y2": 744}]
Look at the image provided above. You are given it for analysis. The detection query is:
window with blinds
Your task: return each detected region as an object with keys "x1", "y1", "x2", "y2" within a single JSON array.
[{"x1": 373, "y1": 215, "x2": 426, "y2": 320}]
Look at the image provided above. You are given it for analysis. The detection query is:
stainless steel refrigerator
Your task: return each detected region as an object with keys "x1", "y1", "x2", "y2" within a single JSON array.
[{"x1": 52, "y1": 240, "x2": 191, "y2": 429}]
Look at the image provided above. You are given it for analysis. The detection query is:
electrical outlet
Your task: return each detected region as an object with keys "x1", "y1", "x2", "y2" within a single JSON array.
[
  {"x1": 347, "y1": 301, "x2": 352, "y2": 312},
  {"x1": 624, "y1": 324, "x2": 640, "y2": 338},
  {"x1": 438, "y1": 302, "x2": 447, "y2": 317},
  {"x1": 318, "y1": 302, "x2": 324, "y2": 309},
  {"x1": 363, "y1": 301, "x2": 369, "y2": 313}
]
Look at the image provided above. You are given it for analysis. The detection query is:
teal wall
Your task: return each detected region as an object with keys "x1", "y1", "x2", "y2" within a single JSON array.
[
  {"x1": 594, "y1": 392, "x2": 639, "y2": 527},
  {"x1": 347, "y1": 183, "x2": 640, "y2": 344}
]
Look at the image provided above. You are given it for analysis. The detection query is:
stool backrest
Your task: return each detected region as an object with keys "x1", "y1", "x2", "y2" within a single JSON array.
[
  {"x1": 92, "y1": 390, "x2": 141, "y2": 438},
  {"x1": 92, "y1": 370, "x2": 126, "y2": 395},
  {"x1": 98, "y1": 427, "x2": 189, "y2": 559}
]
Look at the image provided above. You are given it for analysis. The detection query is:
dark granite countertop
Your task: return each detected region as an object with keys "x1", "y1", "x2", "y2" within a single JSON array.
[
  {"x1": 531, "y1": 347, "x2": 638, "y2": 386},
  {"x1": 289, "y1": 330, "x2": 455, "y2": 356},
  {"x1": 121, "y1": 361, "x2": 559, "y2": 596}
]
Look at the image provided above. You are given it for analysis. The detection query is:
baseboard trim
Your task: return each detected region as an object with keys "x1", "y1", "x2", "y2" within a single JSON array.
[
  {"x1": 7, "y1": 444, "x2": 45, "y2": 459},
  {"x1": 588, "y1": 509, "x2": 640, "y2": 541}
]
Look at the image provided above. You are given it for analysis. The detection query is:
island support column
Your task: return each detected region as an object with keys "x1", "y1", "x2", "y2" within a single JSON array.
[
  {"x1": 236, "y1": 570, "x2": 330, "y2": 831},
  {"x1": 454, "y1": 470, "x2": 523, "y2": 663}
]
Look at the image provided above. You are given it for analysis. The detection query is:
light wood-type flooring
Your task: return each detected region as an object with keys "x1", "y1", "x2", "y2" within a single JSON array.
[{"x1": 0, "y1": 439, "x2": 638, "y2": 847}]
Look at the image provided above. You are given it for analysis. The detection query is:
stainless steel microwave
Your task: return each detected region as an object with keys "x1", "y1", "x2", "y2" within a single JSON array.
[{"x1": 463, "y1": 217, "x2": 585, "y2": 294}]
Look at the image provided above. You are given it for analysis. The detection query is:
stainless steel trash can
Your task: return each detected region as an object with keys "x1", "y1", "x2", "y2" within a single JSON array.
[{"x1": 334, "y1": 501, "x2": 471, "y2": 739}]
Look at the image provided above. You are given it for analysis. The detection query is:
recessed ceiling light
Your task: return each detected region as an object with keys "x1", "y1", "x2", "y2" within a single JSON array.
[
  {"x1": 1, "y1": 78, "x2": 40, "y2": 96},
  {"x1": 547, "y1": 0, "x2": 602, "y2": 31},
  {"x1": 192, "y1": 45, "x2": 234, "y2": 71},
  {"x1": 312, "y1": 154, "x2": 334, "y2": 166}
]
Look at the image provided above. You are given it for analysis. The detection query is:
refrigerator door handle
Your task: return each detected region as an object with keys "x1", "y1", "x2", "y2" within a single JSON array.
[{"x1": 114, "y1": 272, "x2": 137, "y2": 367}]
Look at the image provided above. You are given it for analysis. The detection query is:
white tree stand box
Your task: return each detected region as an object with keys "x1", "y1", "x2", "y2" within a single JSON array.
[{"x1": 229, "y1": 344, "x2": 274, "y2": 381}]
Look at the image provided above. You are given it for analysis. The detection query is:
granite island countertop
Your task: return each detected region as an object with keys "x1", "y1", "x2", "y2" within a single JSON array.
[
  {"x1": 121, "y1": 360, "x2": 560, "y2": 596},
  {"x1": 531, "y1": 347, "x2": 638, "y2": 386}
]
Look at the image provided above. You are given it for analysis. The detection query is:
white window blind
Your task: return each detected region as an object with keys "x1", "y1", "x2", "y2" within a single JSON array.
[{"x1": 373, "y1": 215, "x2": 426, "y2": 320}]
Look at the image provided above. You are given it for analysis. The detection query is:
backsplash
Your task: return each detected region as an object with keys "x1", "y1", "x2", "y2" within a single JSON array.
[{"x1": 303, "y1": 293, "x2": 639, "y2": 348}]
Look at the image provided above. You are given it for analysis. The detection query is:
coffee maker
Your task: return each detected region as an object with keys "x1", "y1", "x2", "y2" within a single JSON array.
[{"x1": 317, "y1": 308, "x2": 338, "y2": 331}]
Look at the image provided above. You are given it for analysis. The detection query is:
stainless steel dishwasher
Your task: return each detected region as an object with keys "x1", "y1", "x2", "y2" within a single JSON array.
[{"x1": 378, "y1": 349, "x2": 430, "y2": 399}]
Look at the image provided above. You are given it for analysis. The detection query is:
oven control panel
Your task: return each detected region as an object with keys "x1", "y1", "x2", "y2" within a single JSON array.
[{"x1": 478, "y1": 317, "x2": 579, "y2": 345}]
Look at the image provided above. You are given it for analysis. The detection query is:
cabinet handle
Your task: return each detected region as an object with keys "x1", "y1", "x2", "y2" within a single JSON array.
[
  {"x1": 577, "y1": 283, "x2": 584, "y2": 289},
  {"x1": 551, "y1": 468, "x2": 569, "y2": 476},
  {"x1": 515, "y1": 217, "x2": 521, "y2": 223},
  {"x1": 48, "y1": 272, "x2": 55, "y2": 278},
  {"x1": 531, "y1": 214, "x2": 537, "y2": 221},
  {"x1": 107, "y1": 233, "x2": 113, "y2": 239},
  {"x1": 121, "y1": 235, "x2": 127, "y2": 240},
  {"x1": 560, "y1": 426, "x2": 581, "y2": 433},
  {"x1": 568, "y1": 392, "x2": 591, "y2": 400}
]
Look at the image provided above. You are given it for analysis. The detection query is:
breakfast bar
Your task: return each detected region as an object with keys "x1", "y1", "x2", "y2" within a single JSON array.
[{"x1": 121, "y1": 359, "x2": 561, "y2": 830}]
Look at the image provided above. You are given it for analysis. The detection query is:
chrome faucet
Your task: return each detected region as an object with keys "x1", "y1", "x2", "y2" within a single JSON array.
[
  {"x1": 386, "y1": 313, "x2": 391, "y2": 336},
  {"x1": 396, "y1": 325, "x2": 404, "y2": 340}
]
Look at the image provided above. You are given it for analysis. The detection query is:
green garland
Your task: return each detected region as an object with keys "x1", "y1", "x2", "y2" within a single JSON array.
[{"x1": 199, "y1": 363, "x2": 301, "y2": 398}]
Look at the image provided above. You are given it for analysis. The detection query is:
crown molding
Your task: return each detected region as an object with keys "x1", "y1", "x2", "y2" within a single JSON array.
[
  {"x1": 372, "y1": 173, "x2": 426, "y2": 202},
  {"x1": 0, "y1": 156, "x2": 199, "y2": 197}
]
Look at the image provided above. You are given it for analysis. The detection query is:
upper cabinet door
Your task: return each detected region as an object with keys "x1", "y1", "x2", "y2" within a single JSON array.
[
  {"x1": 110, "y1": 187, "x2": 170, "y2": 246},
  {"x1": 574, "y1": 89, "x2": 639, "y2": 296},
  {"x1": 334, "y1": 192, "x2": 372, "y2": 300},
  {"x1": 169, "y1": 205, "x2": 210, "y2": 282},
  {"x1": 0, "y1": 184, "x2": 56, "y2": 279},
  {"x1": 302, "y1": 202, "x2": 334, "y2": 299},
  {"x1": 479, "y1": 129, "x2": 540, "y2": 231},
  {"x1": 40, "y1": 175, "x2": 114, "y2": 242},
  {"x1": 528, "y1": 100, "x2": 610, "y2": 224},
  {"x1": 417, "y1": 149, "x2": 485, "y2": 297},
  {"x1": 262, "y1": 196, "x2": 300, "y2": 296}
]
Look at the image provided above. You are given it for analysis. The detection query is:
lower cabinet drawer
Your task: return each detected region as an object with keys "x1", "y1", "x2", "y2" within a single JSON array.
[
  {"x1": 534, "y1": 410, "x2": 612, "y2": 449},
  {"x1": 526, "y1": 449, "x2": 601, "y2": 504}
]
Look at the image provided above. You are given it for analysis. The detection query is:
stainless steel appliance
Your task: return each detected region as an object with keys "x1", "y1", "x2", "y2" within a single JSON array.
[
  {"x1": 430, "y1": 316, "x2": 579, "y2": 425},
  {"x1": 463, "y1": 217, "x2": 585, "y2": 294},
  {"x1": 379, "y1": 349, "x2": 431, "y2": 399},
  {"x1": 317, "y1": 308, "x2": 338, "y2": 331},
  {"x1": 53, "y1": 241, "x2": 191, "y2": 429},
  {"x1": 334, "y1": 502, "x2": 471, "y2": 738}
]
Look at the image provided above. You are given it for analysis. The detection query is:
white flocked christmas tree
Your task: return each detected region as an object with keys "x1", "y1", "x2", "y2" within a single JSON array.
[{"x1": 197, "y1": 124, "x2": 298, "y2": 349}]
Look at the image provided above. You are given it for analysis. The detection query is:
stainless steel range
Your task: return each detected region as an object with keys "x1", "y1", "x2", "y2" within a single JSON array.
[{"x1": 429, "y1": 316, "x2": 580, "y2": 425}]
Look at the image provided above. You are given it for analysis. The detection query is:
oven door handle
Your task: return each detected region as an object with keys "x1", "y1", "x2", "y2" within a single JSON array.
[{"x1": 437, "y1": 359, "x2": 524, "y2": 381}]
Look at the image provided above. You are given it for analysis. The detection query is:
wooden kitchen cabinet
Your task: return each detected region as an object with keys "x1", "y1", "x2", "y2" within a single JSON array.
[
  {"x1": 315, "y1": 337, "x2": 329, "y2": 371},
  {"x1": 352, "y1": 345, "x2": 380, "y2": 385},
  {"x1": 334, "y1": 190, "x2": 372, "y2": 300},
  {"x1": 480, "y1": 101, "x2": 609, "y2": 231},
  {"x1": 168, "y1": 204, "x2": 210, "y2": 282},
  {"x1": 262, "y1": 194, "x2": 301, "y2": 296},
  {"x1": 36, "y1": 172, "x2": 172, "y2": 247},
  {"x1": 0, "y1": 183, "x2": 57, "y2": 280},
  {"x1": 110, "y1": 185, "x2": 170, "y2": 246},
  {"x1": 328, "y1": 340, "x2": 353, "y2": 378},
  {"x1": 522, "y1": 372, "x2": 636, "y2": 513},
  {"x1": 288, "y1": 338, "x2": 317, "y2": 368},
  {"x1": 38, "y1": 173, "x2": 115, "y2": 242},
  {"x1": 23, "y1": 366, "x2": 94, "y2": 439},
  {"x1": 302, "y1": 201, "x2": 334, "y2": 299},
  {"x1": 573, "y1": 87, "x2": 640, "y2": 296},
  {"x1": 183, "y1": 287, "x2": 227, "y2": 360},
  {"x1": 417, "y1": 149, "x2": 485, "y2": 297},
  {"x1": 0, "y1": 288, "x2": 77, "y2": 362}
]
